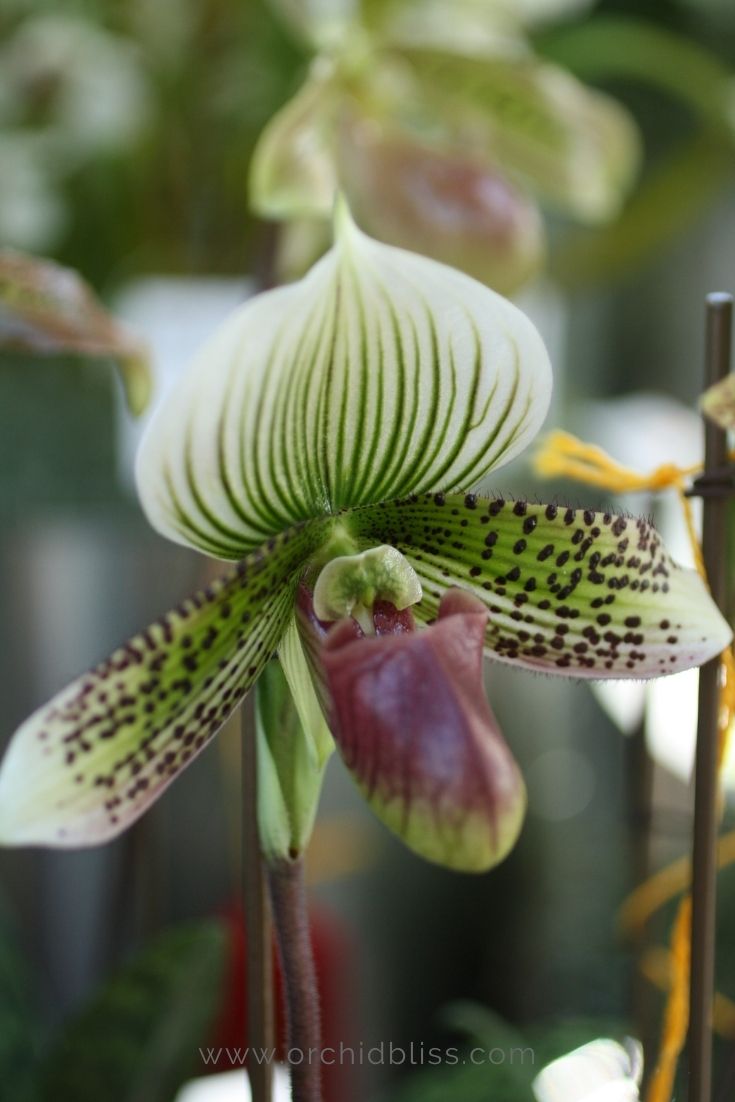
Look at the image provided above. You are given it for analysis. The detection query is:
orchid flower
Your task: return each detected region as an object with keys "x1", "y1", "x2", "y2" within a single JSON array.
[
  {"x1": 0, "y1": 202, "x2": 729, "y2": 874},
  {"x1": 253, "y1": 0, "x2": 639, "y2": 292}
]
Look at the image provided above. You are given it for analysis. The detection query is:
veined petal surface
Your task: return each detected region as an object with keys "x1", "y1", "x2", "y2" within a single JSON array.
[
  {"x1": 136, "y1": 204, "x2": 552, "y2": 559},
  {"x1": 345, "y1": 493, "x2": 732, "y2": 678},
  {"x1": 0, "y1": 520, "x2": 329, "y2": 847}
]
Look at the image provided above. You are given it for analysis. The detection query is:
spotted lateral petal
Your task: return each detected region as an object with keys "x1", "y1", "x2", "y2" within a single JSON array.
[
  {"x1": 136, "y1": 201, "x2": 552, "y2": 559},
  {"x1": 0, "y1": 520, "x2": 330, "y2": 847},
  {"x1": 345, "y1": 493, "x2": 731, "y2": 678}
]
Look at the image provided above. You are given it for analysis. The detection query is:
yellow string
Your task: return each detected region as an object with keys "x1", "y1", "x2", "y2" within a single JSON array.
[
  {"x1": 534, "y1": 430, "x2": 701, "y2": 494},
  {"x1": 640, "y1": 946, "x2": 735, "y2": 1039},
  {"x1": 534, "y1": 429, "x2": 735, "y2": 1102},
  {"x1": 646, "y1": 898, "x2": 692, "y2": 1102},
  {"x1": 619, "y1": 831, "x2": 735, "y2": 938}
]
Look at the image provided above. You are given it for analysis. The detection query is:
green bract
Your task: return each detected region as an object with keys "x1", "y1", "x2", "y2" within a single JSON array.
[{"x1": 0, "y1": 205, "x2": 729, "y2": 871}]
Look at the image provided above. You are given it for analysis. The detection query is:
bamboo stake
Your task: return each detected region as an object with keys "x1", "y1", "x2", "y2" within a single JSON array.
[
  {"x1": 242, "y1": 221, "x2": 279, "y2": 1102},
  {"x1": 242, "y1": 701, "x2": 275, "y2": 1102},
  {"x1": 688, "y1": 292, "x2": 732, "y2": 1102}
]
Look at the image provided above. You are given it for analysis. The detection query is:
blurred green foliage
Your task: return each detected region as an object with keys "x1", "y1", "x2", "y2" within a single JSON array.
[
  {"x1": 0, "y1": 0, "x2": 306, "y2": 283},
  {"x1": 0, "y1": 914, "x2": 227, "y2": 1102},
  {"x1": 43, "y1": 921, "x2": 227, "y2": 1102}
]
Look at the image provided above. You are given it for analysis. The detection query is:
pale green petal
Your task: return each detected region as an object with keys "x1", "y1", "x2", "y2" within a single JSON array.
[
  {"x1": 0, "y1": 520, "x2": 329, "y2": 847},
  {"x1": 362, "y1": 0, "x2": 596, "y2": 54},
  {"x1": 398, "y1": 49, "x2": 641, "y2": 222},
  {"x1": 136, "y1": 202, "x2": 552, "y2": 559},
  {"x1": 266, "y1": 0, "x2": 357, "y2": 48},
  {"x1": 345, "y1": 493, "x2": 732, "y2": 678},
  {"x1": 249, "y1": 67, "x2": 339, "y2": 220},
  {"x1": 362, "y1": 0, "x2": 529, "y2": 57}
]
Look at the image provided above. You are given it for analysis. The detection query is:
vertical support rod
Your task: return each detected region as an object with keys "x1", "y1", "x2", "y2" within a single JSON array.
[
  {"x1": 688, "y1": 292, "x2": 732, "y2": 1102},
  {"x1": 241, "y1": 223, "x2": 279, "y2": 1102},
  {"x1": 243, "y1": 703, "x2": 274, "y2": 1102}
]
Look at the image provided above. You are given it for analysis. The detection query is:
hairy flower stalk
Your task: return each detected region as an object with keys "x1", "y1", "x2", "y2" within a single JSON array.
[{"x1": 0, "y1": 201, "x2": 730, "y2": 1101}]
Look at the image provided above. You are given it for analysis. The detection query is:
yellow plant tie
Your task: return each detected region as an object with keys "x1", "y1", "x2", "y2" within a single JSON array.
[
  {"x1": 646, "y1": 898, "x2": 692, "y2": 1102},
  {"x1": 640, "y1": 945, "x2": 735, "y2": 1039},
  {"x1": 534, "y1": 430, "x2": 701, "y2": 495},
  {"x1": 534, "y1": 430, "x2": 735, "y2": 1102},
  {"x1": 619, "y1": 831, "x2": 735, "y2": 939}
]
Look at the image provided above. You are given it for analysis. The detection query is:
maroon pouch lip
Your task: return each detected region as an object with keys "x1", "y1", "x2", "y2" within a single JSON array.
[{"x1": 309, "y1": 587, "x2": 525, "y2": 872}]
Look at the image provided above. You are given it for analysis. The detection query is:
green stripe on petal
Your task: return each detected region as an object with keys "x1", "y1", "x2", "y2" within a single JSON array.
[
  {"x1": 136, "y1": 202, "x2": 551, "y2": 559},
  {"x1": 344, "y1": 493, "x2": 732, "y2": 678},
  {"x1": 0, "y1": 520, "x2": 330, "y2": 848}
]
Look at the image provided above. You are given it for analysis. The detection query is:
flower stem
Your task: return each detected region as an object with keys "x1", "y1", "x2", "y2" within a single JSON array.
[{"x1": 268, "y1": 857, "x2": 323, "y2": 1102}]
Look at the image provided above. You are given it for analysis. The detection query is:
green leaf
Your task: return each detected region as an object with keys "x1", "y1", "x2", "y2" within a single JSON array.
[
  {"x1": 137, "y1": 201, "x2": 551, "y2": 559},
  {"x1": 249, "y1": 68, "x2": 340, "y2": 219},
  {"x1": 507, "y1": 0, "x2": 596, "y2": 26},
  {"x1": 394, "y1": 48, "x2": 640, "y2": 222},
  {"x1": 439, "y1": 999, "x2": 531, "y2": 1050},
  {"x1": 0, "y1": 250, "x2": 152, "y2": 416},
  {"x1": 0, "y1": 519, "x2": 330, "y2": 847},
  {"x1": 551, "y1": 134, "x2": 732, "y2": 287},
  {"x1": 538, "y1": 17, "x2": 735, "y2": 139},
  {"x1": 42, "y1": 922, "x2": 226, "y2": 1102},
  {"x1": 345, "y1": 492, "x2": 732, "y2": 678}
]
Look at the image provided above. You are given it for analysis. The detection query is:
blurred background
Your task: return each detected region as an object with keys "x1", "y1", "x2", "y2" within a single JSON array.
[{"x1": 2, "y1": 0, "x2": 735, "y2": 1099}]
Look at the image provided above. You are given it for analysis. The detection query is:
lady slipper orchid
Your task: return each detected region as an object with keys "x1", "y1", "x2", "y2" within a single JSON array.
[{"x1": 0, "y1": 201, "x2": 730, "y2": 874}]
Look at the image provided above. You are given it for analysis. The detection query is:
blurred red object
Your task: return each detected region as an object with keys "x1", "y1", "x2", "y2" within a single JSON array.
[{"x1": 210, "y1": 900, "x2": 357, "y2": 1101}]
